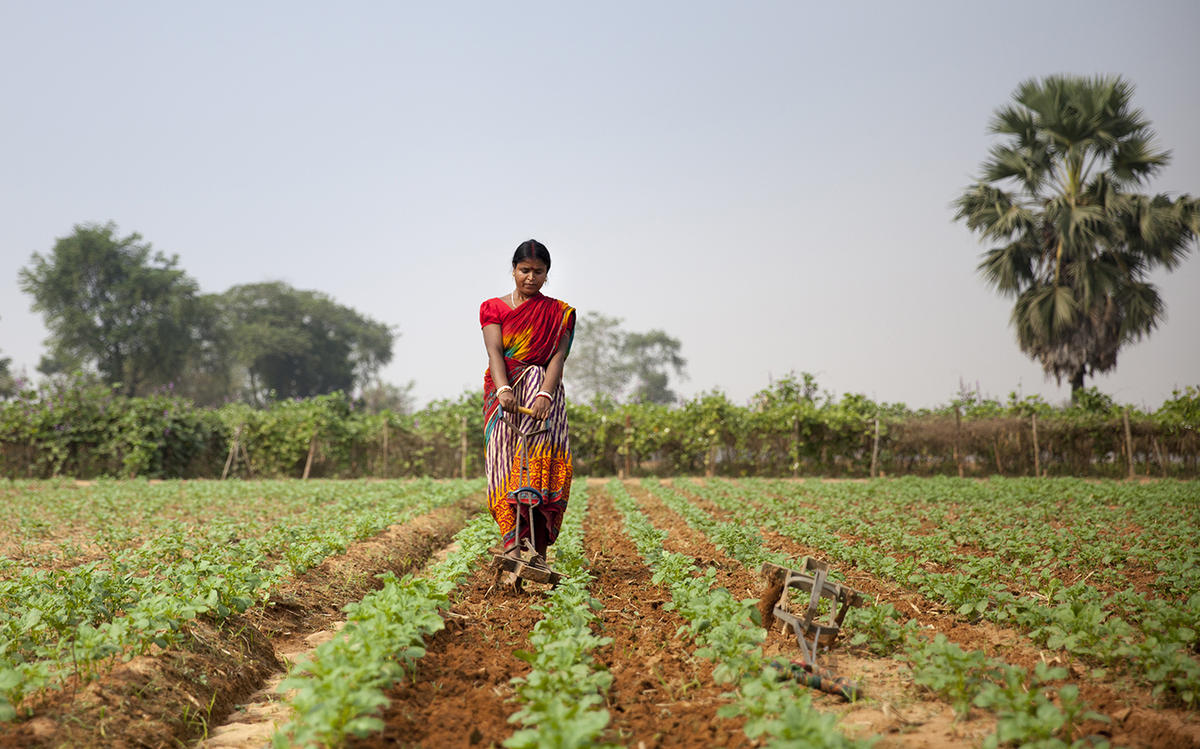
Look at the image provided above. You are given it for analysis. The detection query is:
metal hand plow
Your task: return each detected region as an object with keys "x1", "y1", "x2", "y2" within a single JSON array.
[
  {"x1": 490, "y1": 406, "x2": 566, "y2": 589},
  {"x1": 760, "y1": 559, "x2": 864, "y2": 663}
]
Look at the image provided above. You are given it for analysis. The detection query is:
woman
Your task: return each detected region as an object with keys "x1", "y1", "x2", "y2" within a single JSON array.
[{"x1": 480, "y1": 239, "x2": 576, "y2": 572}]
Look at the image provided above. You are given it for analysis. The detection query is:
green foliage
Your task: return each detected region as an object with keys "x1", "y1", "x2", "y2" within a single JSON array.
[
  {"x1": 1157, "y1": 386, "x2": 1200, "y2": 434},
  {"x1": 218, "y1": 281, "x2": 394, "y2": 403},
  {"x1": 274, "y1": 510, "x2": 494, "y2": 747},
  {"x1": 845, "y1": 603, "x2": 915, "y2": 657},
  {"x1": 907, "y1": 634, "x2": 999, "y2": 717},
  {"x1": 18, "y1": 223, "x2": 209, "y2": 396},
  {"x1": 955, "y1": 75, "x2": 1199, "y2": 396},
  {"x1": 719, "y1": 476, "x2": 1200, "y2": 707},
  {"x1": 0, "y1": 340, "x2": 13, "y2": 400},
  {"x1": 1, "y1": 376, "x2": 1198, "y2": 479},
  {"x1": 0, "y1": 480, "x2": 477, "y2": 720},
  {"x1": 0, "y1": 375, "x2": 221, "y2": 478},
  {"x1": 505, "y1": 486, "x2": 616, "y2": 749},
  {"x1": 608, "y1": 481, "x2": 869, "y2": 748}
]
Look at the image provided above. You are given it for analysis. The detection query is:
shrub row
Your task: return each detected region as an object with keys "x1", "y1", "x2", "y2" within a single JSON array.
[{"x1": 1, "y1": 378, "x2": 1196, "y2": 479}]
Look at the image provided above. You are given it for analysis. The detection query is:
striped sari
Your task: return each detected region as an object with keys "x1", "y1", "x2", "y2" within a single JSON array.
[{"x1": 480, "y1": 293, "x2": 576, "y2": 550}]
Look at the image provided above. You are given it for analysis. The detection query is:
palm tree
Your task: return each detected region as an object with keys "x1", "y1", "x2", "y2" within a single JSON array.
[{"x1": 955, "y1": 74, "x2": 1198, "y2": 400}]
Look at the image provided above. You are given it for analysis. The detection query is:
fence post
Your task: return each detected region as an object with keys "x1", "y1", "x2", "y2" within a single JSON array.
[
  {"x1": 628, "y1": 412, "x2": 638, "y2": 477},
  {"x1": 381, "y1": 422, "x2": 389, "y2": 478},
  {"x1": 460, "y1": 415, "x2": 469, "y2": 480},
  {"x1": 302, "y1": 430, "x2": 317, "y2": 479},
  {"x1": 792, "y1": 416, "x2": 800, "y2": 478},
  {"x1": 1031, "y1": 413, "x2": 1040, "y2": 477},
  {"x1": 1123, "y1": 408, "x2": 1135, "y2": 480},
  {"x1": 1152, "y1": 436, "x2": 1167, "y2": 478},
  {"x1": 221, "y1": 425, "x2": 242, "y2": 480},
  {"x1": 870, "y1": 415, "x2": 880, "y2": 478},
  {"x1": 954, "y1": 406, "x2": 964, "y2": 478}
]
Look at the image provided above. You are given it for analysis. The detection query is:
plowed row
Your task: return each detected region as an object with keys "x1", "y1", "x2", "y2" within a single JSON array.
[{"x1": 4, "y1": 478, "x2": 1197, "y2": 747}]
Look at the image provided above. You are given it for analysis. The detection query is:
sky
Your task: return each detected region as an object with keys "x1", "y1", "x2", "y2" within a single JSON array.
[{"x1": 2, "y1": 1, "x2": 1198, "y2": 411}]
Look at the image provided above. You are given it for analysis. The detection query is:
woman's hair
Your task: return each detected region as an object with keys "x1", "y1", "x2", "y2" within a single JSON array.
[{"x1": 512, "y1": 239, "x2": 551, "y2": 270}]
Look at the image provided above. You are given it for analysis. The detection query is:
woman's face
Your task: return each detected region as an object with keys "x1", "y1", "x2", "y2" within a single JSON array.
[{"x1": 513, "y1": 258, "x2": 548, "y2": 297}]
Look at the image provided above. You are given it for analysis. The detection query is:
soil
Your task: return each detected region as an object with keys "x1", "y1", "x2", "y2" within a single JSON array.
[
  {"x1": 627, "y1": 482, "x2": 994, "y2": 748},
  {"x1": 351, "y1": 484, "x2": 752, "y2": 748},
  {"x1": 0, "y1": 494, "x2": 480, "y2": 749},
  {"x1": 668, "y1": 479, "x2": 1200, "y2": 748},
  {"x1": 3, "y1": 478, "x2": 1197, "y2": 748}
]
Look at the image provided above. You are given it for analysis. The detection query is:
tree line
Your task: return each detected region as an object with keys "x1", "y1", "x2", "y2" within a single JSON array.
[
  {"x1": 15, "y1": 223, "x2": 394, "y2": 406},
  {"x1": 9, "y1": 223, "x2": 691, "y2": 409}
]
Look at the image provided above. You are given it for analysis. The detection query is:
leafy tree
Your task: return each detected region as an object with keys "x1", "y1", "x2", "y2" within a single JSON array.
[
  {"x1": 623, "y1": 330, "x2": 687, "y2": 405},
  {"x1": 567, "y1": 312, "x2": 687, "y2": 405},
  {"x1": 955, "y1": 75, "x2": 1199, "y2": 400},
  {"x1": 219, "y1": 282, "x2": 394, "y2": 402},
  {"x1": 172, "y1": 294, "x2": 237, "y2": 407},
  {"x1": 18, "y1": 223, "x2": 206, "y2": 396},
  {"x1": 0, "y1": 342, "x2": 12, "y2": 398}
]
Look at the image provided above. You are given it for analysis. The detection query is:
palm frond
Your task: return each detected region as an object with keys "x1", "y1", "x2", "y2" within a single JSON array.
[{"x1": 977, "y1": 239, "x2": 1037, "y2": 295}]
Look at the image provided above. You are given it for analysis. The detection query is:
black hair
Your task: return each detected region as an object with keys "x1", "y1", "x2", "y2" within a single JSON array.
[{"x1": 512, "y1": 239, "x2": 551, "y2": 271}]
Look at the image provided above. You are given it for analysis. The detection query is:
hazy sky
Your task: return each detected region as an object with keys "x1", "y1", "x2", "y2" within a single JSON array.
[{"x1": 2, "y1": 1, "x2": 1198, "y2": 410}]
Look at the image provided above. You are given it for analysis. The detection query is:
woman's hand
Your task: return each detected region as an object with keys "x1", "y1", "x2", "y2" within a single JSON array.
[
  {"x1": 528, "y1": 394, "x2": 552, "y2": 421},
  {"x1": 498, "y1": 388, "x2": 518, "y2": 413}
]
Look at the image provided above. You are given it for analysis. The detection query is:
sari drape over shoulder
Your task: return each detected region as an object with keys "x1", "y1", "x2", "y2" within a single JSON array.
[{"x1": 480, "y1": 293, "x2": 576, "y2": 550}]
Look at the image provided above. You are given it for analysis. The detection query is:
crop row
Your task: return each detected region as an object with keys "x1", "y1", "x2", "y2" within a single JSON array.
[
  {"x1": 0, "y1": 479, "x2": 480, "y2": 720},
  {"x1": 504, "y1": 485, "x2": 616, "y2": 748},
  {"x1": 643, "y1": 480, "x2": 1108, "y2": 746},
  {"x1": 607, "y1": 480, "x2": 867, "y2": 747},
  {"x1": 274, "y1": 510, "x2": 496, "y2": 747},
  {"x1": 691, "y1": 478, "x2": 1199, "y2": 708},
  {"x1": 753, "y1": 477, "x2": 1197, "y2": 603},
  {"x1": 1, "y1": 480, "x2": 323, "y2": 569}
]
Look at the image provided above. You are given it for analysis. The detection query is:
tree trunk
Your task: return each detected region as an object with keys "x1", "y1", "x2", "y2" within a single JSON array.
[{"x1": 1070, "y1": 370, "x2": 1086, "y2": 401}]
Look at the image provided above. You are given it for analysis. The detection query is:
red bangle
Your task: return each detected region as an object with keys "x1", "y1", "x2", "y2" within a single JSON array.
[{"x1": 535, "y1": 391, "x2": 553, "y2": 401}]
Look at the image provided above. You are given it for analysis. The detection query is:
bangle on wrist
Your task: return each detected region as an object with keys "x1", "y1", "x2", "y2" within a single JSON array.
[
  {"x1": 496, "y1": 385, "x2": 513, "y2": 395},
  {"x1": 535, "y1": 390, "x2": 553, "y2": 401}
]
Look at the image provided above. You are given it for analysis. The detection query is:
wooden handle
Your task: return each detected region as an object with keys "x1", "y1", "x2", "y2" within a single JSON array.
[{"x1": 517, "y1": 406, "x2": 536, "y2": 416}]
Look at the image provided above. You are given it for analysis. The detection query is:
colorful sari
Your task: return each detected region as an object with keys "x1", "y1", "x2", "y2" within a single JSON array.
[{"x1": 480, "y1": 293, "x2": 576, "y2": 551}]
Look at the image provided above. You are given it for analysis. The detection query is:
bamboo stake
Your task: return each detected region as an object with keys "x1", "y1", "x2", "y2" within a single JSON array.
[
  {"x1": 221, "y1": 425, "x2": 241, "y2": 480},
  {"x1": 1031, "y1": 413, "x2": 1040, "y2": 478},
  {"x1": 382, "y1": 422, "x2": 389, "y2": 478},
  {"x1": 623, "y1": 414, "x2": 633, "y2": 479},
  {"x1": 792, "y1": 416, "x2": 800, "y2": 478},
  {"x1": 954, "y1": 406, "x2": 963, "y2": 478},
  {"x1": 1123, "y1": 408, "x2": 1135, "y2": 480},
  {"x1": 1153, "y1": 436, "x2": 1167, "y2": 478},
  {"x1": 302, "y1": 431, "x2": 317, "y2": 480},
  {"x1": 870, "y1": 415, "x2": 880, "y2": 478}
]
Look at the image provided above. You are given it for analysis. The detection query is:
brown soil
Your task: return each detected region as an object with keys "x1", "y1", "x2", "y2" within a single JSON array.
[
  {"x1": 586, "y1": 487, "x2": 750, "y2": 747},
  {"x1": 347, "y1": 550, "x2": 543, "y2": 748},
  {"x1": 5, "y1": 478, "x2": 1196, "y2": 748},
  {"x1": 353, "y1": 485, "x2": 752, "y2": 748},
  {"x1": 668, "y1": 480, "x2": 1200, "y2": 748},
  {"x1": 628, "y1": 482, "x2": 994, "y2": 747},
  {"x1": 0, "y1": 495, "x2": 480, "y2": 749}
]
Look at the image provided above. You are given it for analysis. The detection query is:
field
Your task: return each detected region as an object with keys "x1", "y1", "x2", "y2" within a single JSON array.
[{"x1": 1, "y1": 477, "x2": 1198, "y2": 748}]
